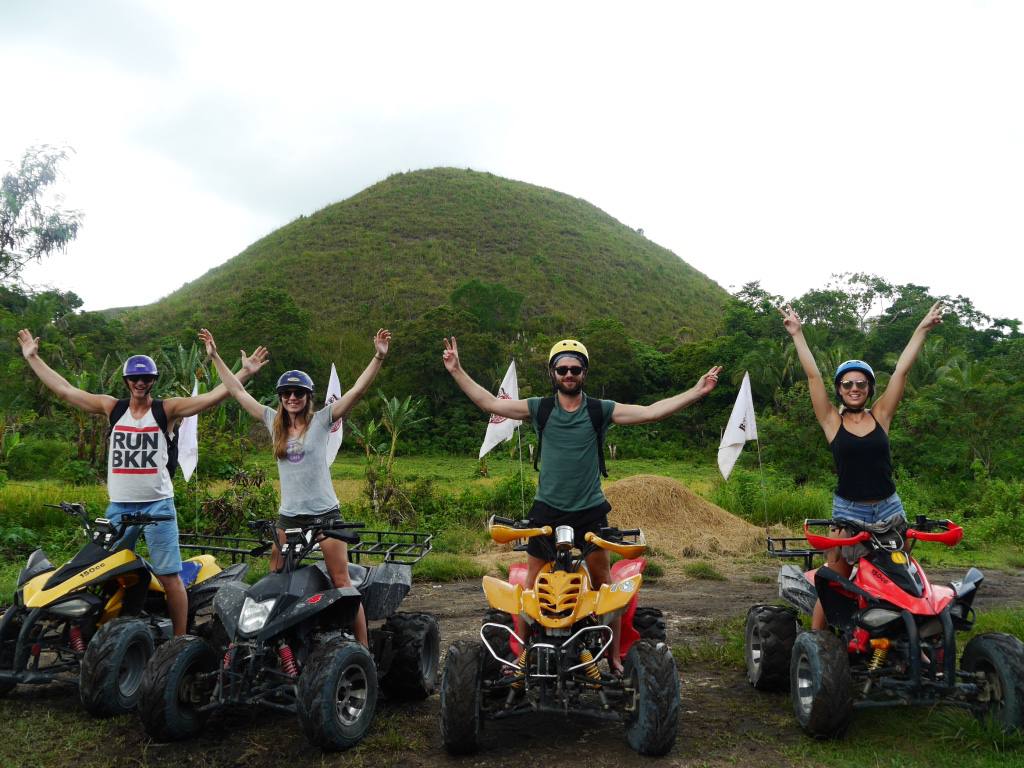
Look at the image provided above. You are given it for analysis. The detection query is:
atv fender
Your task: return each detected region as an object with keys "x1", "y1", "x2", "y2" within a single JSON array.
[
  {"x1": 778, "y1": 564, "x2": 817, "y2": 616},
  {"x1": 359, "y1": 561, "x2": 412, "y2": 620},
  {"x1": 24, "y1": 549, "x2": 142, "y2": 609},
  {"x1": 592, "y1": 574, "x2": 643, "y2": 617},
  {"x1": 17, "y1": 549, "x2": 54, "y2": 589},
  {"x1": 483, "y1": 575, "x2": 523, "y2": 616}
]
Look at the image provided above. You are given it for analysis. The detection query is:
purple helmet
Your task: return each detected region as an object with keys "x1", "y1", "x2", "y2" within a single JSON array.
[
  {"x1": 276, "y1": 370, "x2": 314, "y2": 394},
  {"x1": 122, "y1": 355, "x2": 159, "y2": 378}
]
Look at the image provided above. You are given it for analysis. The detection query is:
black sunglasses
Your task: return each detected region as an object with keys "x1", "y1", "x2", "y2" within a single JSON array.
[
  {"x1": 554, "y1": 365, "x2": 584, "y2": 376},
  {"x1": 125, "y1": 375, "x2": 156, "y2": 383},
  {"x1": 279, "y1": 389, "x2": 309, "y2": 399}
]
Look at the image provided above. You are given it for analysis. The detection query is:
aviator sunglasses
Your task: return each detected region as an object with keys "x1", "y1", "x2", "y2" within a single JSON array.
[
  {"x1": 839, "y1": 379, "x2": 869, "y2": 391},
  {"x1": 554, "y1": 365, "x2": 585, "y2": 376},
  {"x1": 279, "y1": 389, "x2": 309, "y2": 399}
]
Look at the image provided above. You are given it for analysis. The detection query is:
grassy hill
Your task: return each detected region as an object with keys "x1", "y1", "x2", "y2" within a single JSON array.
[{"x1": 125, "y1": 168, "x2": 728, "y2": 354}]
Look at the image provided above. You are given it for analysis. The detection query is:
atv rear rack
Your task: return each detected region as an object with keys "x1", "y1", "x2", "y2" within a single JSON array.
[
  {"x1": 766, "y1": 535, "x2": 822, "y2": 571},
  {"x1": 178, "y1": 529, "x2": 432, "y2": 565}
]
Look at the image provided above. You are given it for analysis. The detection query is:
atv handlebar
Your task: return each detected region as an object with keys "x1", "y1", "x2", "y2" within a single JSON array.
[
  {"x1": 906, "y1": 520, "x2": 963, "y2": 546},
  {"x1": 803, "y1": 517, "x2": 963, "y2": 549},
  {"x1": 802, "y1": 521, "x2": 871, "y2": 551}
]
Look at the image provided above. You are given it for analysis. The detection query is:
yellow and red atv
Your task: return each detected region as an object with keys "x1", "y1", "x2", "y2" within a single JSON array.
[
  {"x1": 440, "y1": 516, "x2": 678, "y2": 756},
  {"x1": 0, "y1": 502, "x2": 247, "y2": 716}
]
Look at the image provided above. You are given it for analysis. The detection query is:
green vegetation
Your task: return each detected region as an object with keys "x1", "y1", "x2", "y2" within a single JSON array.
[{"x1": 683, "y1": 560, "x2": 726, "y2": 580}]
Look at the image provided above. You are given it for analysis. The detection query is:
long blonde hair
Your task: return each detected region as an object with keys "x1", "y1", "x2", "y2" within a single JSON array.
[{"x1": 272, "y1": 398, "x2": 315, "y2": 459}]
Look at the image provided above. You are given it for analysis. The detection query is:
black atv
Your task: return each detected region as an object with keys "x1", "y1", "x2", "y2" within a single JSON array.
[
  {"x1": 138, "y1": 518, "x2": 439, "y2": 751},
  {"x1": 0, "y1": 502, "x2": 248, "y2": 716}
]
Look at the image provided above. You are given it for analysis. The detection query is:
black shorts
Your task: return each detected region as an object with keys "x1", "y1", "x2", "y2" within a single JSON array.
[
  {"x1": 276, "y1": 508, "x2": 342, "y2": 531},
  {"x1": 526, "y1": 499, "x2": 611, "y2": 558}
]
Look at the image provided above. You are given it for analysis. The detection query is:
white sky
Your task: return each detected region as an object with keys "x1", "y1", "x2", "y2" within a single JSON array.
[{"x1": 2, "y1": 1, "x2": 1021, "y2": 322}]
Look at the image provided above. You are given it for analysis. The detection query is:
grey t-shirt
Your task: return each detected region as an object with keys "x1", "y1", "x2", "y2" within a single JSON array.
[{"x1": 262, "y1": 405, "x2": 339, "y2": 517}]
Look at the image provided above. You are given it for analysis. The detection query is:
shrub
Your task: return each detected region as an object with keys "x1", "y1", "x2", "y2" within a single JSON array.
[
  {"x1": 4, "y1": 439, "x2": 72, "y2": 480},
  {"x1": 58, "y1": 459, "x2": 100, "y2": 486}
]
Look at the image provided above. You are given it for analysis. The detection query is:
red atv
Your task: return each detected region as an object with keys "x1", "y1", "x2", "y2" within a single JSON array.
[{"x1": 745, "y1": 515, "x2": 1024, "y2": 737}]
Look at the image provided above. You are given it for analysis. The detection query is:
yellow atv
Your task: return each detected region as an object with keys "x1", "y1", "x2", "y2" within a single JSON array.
[
  {"x1": 440, "y1": 516, "x2": 679, "y2": 756},
  {"x1": 0, "y1": 502, "x2": 247, "y2": 716}
]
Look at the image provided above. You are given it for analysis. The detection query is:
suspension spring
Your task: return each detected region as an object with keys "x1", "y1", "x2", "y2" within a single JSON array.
[
  {"x1": 579, "y1": 649, "x2": 602, "y2": 681},
  {"x1": 69, "y1": 625, "x2": 85, "y2": 654},
  {"x1": 511, "y1": 648, "x2": 528, "y2": 689},
  {"x1": 867, "y1": 645, "x2": 888, "y2": 672},
  {"x1": 278, "y1": 643, "x2": 299, "y2": 677}
]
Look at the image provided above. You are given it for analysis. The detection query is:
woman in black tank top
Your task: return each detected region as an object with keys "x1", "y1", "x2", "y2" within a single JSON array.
[{"x1": 781, "y1": 301, "x2": 944, "y2": 630}]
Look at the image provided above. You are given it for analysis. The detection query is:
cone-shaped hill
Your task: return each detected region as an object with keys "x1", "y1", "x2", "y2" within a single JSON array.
[{"x1": 125, "y1": 168, "x2": 727, "y2": 356}]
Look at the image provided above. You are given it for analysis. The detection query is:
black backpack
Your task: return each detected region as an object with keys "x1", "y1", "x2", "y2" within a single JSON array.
[
  {"x1": 108, "y1": 399, "x2": 179, "y2": 476},
  {"x1": 532, "y1": 395, "x2": 608, "y2": 478}
]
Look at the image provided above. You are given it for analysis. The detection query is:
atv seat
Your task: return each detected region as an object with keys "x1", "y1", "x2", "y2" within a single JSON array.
[{"x1": 313, "y1": 561, "x2": 368, "y2": 589}]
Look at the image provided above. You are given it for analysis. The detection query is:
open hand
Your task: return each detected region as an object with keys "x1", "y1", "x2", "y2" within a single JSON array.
[
  {"x1": 241, "y1": 345, "x2": 270, "y2": 375},
  {"x1": 779, "y1": 305, "x2": 802, "y2": 336},
  {"x1": 374, "y1": 329, "x2": 391, "y2": 358},
  {"x1": 17, "y1": 329, "x2": 39, "y2": 359},
  {"x1": 198, "y1": 328, "x2": 218, "y2": 359}
]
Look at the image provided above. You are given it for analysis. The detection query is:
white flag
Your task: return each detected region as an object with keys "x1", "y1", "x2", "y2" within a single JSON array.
[
  {"x1": 178, "y1": 380, "x2": 200, "y2": 482},
  {"x1": 325, "y1": 363, "x2": 344, "y2": 466},
  {"x1": 717, "y1": 371, "x2": 758, "y2": 480},
  {"x1": 479, "y1": 361, "x2": 521, "y2": 459}
]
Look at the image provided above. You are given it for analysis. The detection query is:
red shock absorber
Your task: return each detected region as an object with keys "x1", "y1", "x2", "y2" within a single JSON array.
[
  {"x1": 69, "y1": 625, "x2": 86, "y2": 654},
  {"x1": 222, "y1": 644, "x2": 236, "y2": 669},
  {"x1": 278, "y1": 643, "x2": 298, "y2": 677}
]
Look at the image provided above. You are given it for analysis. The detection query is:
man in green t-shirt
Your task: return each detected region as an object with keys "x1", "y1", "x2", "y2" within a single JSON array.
[{"x1": 443, "y1": 336, "x2": 722, "y2": 670}]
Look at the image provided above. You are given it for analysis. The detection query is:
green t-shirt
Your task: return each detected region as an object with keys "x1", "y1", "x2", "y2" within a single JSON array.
[{"x1": 527, "y1": 394, "x2": 616, "y2": 512}]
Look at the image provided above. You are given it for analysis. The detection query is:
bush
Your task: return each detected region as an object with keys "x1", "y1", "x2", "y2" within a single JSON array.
[
  {"x1": 58, "y1": 459, "x2": 100, "y2": 486},
  {"x1": 4, "y1": 439, "x2": 72, "y2": 480}
]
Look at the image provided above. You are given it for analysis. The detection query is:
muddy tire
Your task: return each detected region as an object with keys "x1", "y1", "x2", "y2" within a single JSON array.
[
  {"x1": 380, "y1": 612, "x2": 440, "y2": 699},
  {"x1": 624, "y1": 640, "x2": 680, "y2": 756},
  {"x1": 790, "y1": 630, "x2": 852, "y2": 738},
  {"x1": 481, "y1": 609, "x2": 515, "y2": 675},
  {"x1": 633, "y1": 607, "x2": 667, "y2": 641},
  {"x1": 139, "y1": 635, "x2": 217, "y2": 741},
  {"x1": 440, "y1": 640, "x2": 484, "y2": 755},
  {"x1": 297, "y1": 642, "x2": 378, "y2": 751},
  {"x1": 961, "y1": 632, "x2": 1024, "y2": 733},
  {"x1": 745, "y1": 604, "x2": 799, "y2": 691},
  {"x1": 0, "y1": 608, "x2": 23, "y2": 697},
  {"x1": 79, "y1": 617, "x2": 154, "y2": 717}
]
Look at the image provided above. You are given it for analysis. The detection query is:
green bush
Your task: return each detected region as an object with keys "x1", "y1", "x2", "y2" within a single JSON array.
[
  {"x1": 58, "y1": 459, "x2": 100, "y2": 486},
  {"x1": 4, "y1": 439, "x2": 72, "y2": 480}
]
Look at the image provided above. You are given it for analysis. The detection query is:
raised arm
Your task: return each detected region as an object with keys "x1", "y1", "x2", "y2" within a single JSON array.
[
  {"x1": 164, "y1": 345, "x2": 270, "y2": 419},
  {"x1": 780, "y1": 306, "x2": 840, "y2": 439},
  {"x1": 611, "y1": 366, "x2": 721, "y2": 425},
  {"x1": 198, "y1": 329, "x2": 267, "y2": 421},
  {"x1": 328, "y1": 329, "x2": 391, "y2": 420},
  {"x1": 18, "y1": 329, "x2": 116, "y2": 416},
  {"x1": 442, "y1": 336, "x2": 530, "y2": 420},
  {"x1": 871, "y1": 301, "x2": 943, "y2": 429}
]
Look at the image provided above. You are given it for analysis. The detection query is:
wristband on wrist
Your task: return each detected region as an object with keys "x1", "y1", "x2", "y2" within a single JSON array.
[{"x1": 374, "y1": 353, "x2": 385, "y2": 361}]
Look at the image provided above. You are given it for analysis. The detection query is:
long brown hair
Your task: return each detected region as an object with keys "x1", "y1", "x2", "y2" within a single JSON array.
[{"x1": 272, "y1": 397, "x2": 315, "y2": 459}]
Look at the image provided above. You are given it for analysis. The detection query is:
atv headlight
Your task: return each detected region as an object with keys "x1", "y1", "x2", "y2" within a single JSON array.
[
  {"x1": 858, "y1": 608, "x2": 902, "y2": 629},
  {"x1": 238, "y1": 597, "x2": 277, "y2": 633},
  {"x1": 48, "y1": 598, "x2": 95, "y2": 618}
]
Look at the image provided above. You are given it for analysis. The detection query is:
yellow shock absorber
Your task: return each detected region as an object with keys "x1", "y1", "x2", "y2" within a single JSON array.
[
  {"x1": 512, "y1": 648, "x2": 528, "y2": 689},
  {"x1": 579, "y1": 649, "x2": 601, "y2": 681},
  {"x1": 868, "y1": 639, "x2": 890, "y2": 671}
]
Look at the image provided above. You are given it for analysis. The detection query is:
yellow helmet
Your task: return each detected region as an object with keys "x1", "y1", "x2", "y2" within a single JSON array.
[{"x1": 548, "y1": 339, "x2": 589, "y2": 368}]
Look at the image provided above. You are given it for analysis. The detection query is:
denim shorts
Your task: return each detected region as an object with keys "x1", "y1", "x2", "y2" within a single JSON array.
[
  {"x1": 831, "y1": 492, "x2": 906, "y2": 530},
  {"x1": 105, "y1": 498, "x2": 182, "y2": 575}
]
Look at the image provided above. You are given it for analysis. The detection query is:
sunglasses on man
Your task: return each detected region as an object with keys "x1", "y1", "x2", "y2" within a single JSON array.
[
  {"x1": 554, "y1": 365, "x2": 584, "y2": 376},
  {"x1": 839, "y1": 379, "x2": 869, "y2": 391},
  {"x1": 125, "y1": 375, "x2": 157, "y2": 383}
]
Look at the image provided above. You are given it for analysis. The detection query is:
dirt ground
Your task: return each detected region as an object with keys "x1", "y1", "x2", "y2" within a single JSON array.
[{"x1": 6, "y1": 559, "x2": 1024, "y2": 768}]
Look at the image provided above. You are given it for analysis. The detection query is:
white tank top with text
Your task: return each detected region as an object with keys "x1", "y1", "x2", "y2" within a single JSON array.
[{"x1": 107, "y1": 405, "x2": 174, "y2": 502}]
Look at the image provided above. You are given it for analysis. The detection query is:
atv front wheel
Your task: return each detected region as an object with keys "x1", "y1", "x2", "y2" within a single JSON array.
[
  {"x1": 790, "y1": 630, "x2": 852, "y2": 738},
  {"x1": 480, "y1": 609, "x2": 516, "y2": 675},
  {"x1": 138, "y1": 635, "x2": 217, "y2": 741},
  {"x1": 633, "y1": 607, "x2": 667, "y2": 641},
  {"x1": 624, "y1": 640, "x2": 680, "y2": 756},
  {"x1": 961, "y1": 632, "x2": 1024, "y2": 733},
  {"x1": 440, "y1": 640, "x2": 484, "y2": 755},
  {"x1": 80, "y1": 617, "x2": 154, "y2": 717},
  {"x1": 297, "y1": 642, "x2": 379, "y2": 751},
  {"x1": 745, "y1": 605, "x2": 799, "y2": 691},
  {"x1": 380, "y1": 611, "x2": 440, "y2": 699}
]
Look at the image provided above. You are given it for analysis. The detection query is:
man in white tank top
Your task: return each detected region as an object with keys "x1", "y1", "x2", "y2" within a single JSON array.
[{"x1": 18, "y1": 329, "x2": 269, "y2": 635}]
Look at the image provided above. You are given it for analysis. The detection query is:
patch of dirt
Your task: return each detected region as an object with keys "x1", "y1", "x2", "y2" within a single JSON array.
[{"x1": 5, "y1": 559, "x2": 1024, "y2": 768}]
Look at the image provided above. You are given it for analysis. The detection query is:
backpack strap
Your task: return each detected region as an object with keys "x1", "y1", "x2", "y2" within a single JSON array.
[
  {"x1": 107, "y1": 399, "x2": 130, "y2": 434},
  {"x1": 150, "y1": 399, "x2": 179, "y2": 476},
  {"x1": 532, "y1": 396, "x2": 556, "y2": 472},
  {"x1": 586, "y1": 397, "x2": 609, "y2": 478}
]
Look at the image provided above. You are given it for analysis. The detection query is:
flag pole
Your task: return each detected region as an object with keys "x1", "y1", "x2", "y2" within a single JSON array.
[
  {"x1": 516, "y1": 425, "x2": 527, "y2": 518},
  {"x1": 755, "y1": 436, "x2": 770, "y2": 534}
]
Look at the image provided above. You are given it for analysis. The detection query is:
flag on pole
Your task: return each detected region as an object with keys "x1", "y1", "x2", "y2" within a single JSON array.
[
  {"x1": 178, "y1": 380, "x2": 200, "y2": 482},
  {"x1": 717, "y1": 371, "x2": 758, "y2": 480},
  {"x1": 479, "y1": 361, "x2": 521, "y2": 459},
  {"x1": 325, "y1": 363, "x2": 344, "y2": 466}
]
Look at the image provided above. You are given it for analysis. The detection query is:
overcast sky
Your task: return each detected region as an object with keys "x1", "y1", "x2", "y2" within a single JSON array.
[{"x1": 2, "y1": 1, "x2": 1021, "y2": 323}]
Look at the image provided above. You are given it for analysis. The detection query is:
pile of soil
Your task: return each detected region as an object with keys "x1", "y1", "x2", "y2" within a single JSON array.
[{"x1": 605, "y1": 474, "x2": 769, "y2": 557}]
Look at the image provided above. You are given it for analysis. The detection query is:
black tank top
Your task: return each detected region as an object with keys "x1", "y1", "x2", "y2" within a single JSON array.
[{"x1": 829, "y1": 414, "x2": 896, "y2": 501}]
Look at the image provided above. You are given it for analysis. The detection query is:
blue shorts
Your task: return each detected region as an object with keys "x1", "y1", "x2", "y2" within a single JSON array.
[
  {"x1": 105, "y1": 498, "x2": 182, "y2": 576},
  {"x1": 831, "y1": 492, "x2": 906, "y2": 530}
]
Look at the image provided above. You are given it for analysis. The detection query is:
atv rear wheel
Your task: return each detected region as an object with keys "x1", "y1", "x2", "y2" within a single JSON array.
[
  {"x1": 440, "y1": 640, "x2": 484, "y2": 755},
  {"x1": 480, "y1": 609, "x2": 516, "y2": 675},
  {"x1": 961, "y1": 632, "x2": 1024, "y2": 733},
  {"x1": 79, "y1": 617, "x2": 154, "y2": 717},
  {"x1": 297, "y1": 641, "x2": 379, "y2": 751},
  {"x1": 624, "y1": 640, "x2": 680, "y2": 756},
  {"x1": 138, "y1": 635, "x2": 217, "y2": 741},
  {"x1": 790, "y1": 630, "x2": 852, "y2": 738},
  {"x1": 745, "y1": 605, "x2": 799, "y2": 691},
  {"x1": 633, "y1": 607, "x2": 667, "y2": 641},
  {"x1": 380, "y1": 611, "x2": 440, "y2": 699}
]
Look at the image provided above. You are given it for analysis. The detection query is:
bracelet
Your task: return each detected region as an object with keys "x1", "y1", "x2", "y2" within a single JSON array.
[{"x1": 374, "y1": 353, "x2": 385, "y2": 361}]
